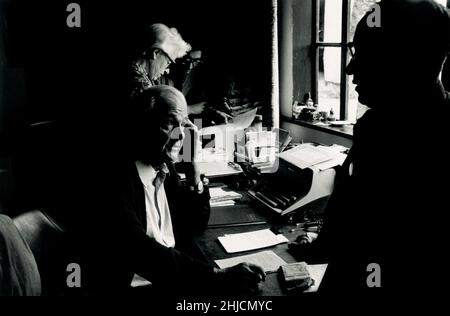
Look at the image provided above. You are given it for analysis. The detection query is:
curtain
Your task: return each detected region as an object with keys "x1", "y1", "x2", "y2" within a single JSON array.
[{"x1": 270, "y1": 0, "x2": 280, "y2": 128}]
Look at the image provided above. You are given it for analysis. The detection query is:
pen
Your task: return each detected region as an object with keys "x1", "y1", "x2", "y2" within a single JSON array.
[{"x1": 289, "y1": 226, "x2": 318, "y2": 233}]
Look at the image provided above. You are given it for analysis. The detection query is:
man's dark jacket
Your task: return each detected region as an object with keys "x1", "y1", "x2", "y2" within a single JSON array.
[
  {"x1": 72, "y1": 159, "x2": 214, "y2": 295},
  {"x1": 296, "y1": 84, "x2": 450, "y2": 295}
]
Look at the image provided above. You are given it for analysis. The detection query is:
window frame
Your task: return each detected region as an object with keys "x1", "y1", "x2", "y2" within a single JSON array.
[{"x1": 312, "y1": 0, "x2": 351, "y2": 120}]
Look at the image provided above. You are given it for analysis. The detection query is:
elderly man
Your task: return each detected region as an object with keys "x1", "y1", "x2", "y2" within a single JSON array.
[
  {"x1": 77, "y1": 85, "x2": 265, "y2": 296},
  {"x1": 289, "y1": 0, "x2": 450, "y2": 293}
]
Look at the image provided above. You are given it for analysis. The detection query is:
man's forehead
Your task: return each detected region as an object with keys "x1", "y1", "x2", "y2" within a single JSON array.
[{"x1": 166, "y1": 111, "x2": 187, "y2": 123}]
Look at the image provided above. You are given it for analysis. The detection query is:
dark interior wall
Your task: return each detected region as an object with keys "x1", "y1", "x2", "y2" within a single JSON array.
[
  {"x1": 1, "y1": 0, "x2": 273, "y2": 124},
  {"x1": 0, "y1": 0, "x2": 273, "y2": 214}
]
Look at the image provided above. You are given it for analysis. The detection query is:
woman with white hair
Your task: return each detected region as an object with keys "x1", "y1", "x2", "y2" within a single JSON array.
[{"x1": 128, "y1": 23, "x2": 192, "y2": 98}]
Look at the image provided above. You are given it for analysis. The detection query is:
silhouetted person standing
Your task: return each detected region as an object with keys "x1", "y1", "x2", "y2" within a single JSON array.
[{"x1": 290, "y1": 0, "x2": 450, "y2": 295}]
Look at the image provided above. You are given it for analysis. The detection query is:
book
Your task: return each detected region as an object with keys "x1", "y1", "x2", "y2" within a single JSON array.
[
  {"x1": 279, "y1": 262, "x2": 314, "y2": 292},
  {"x1": 208, "y1": 204, "x2": 266, "y2": 227}
]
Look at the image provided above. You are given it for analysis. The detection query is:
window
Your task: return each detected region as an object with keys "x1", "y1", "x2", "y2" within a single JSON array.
[
  {"x1": 314, "y1": 0, "x2": 447, "y2": 123},
  {"x1": 314, "y1": 0, "x2": 376, "y2": 123}
]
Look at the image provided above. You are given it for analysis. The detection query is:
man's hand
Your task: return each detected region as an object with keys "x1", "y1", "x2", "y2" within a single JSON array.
[
  {"x1": 188, "y1": 102, "x2": 207, "y2": 115},
  {"x1": 182, "y1": 119, "x2": 202, "y2": 186},
  {"x1": 183, "y1": 119, "x2": 201, "y2": 162},
  {"x1": 214, "y1": 262, "x2": 266, "y2": 294},
  {"x1": 214, "y1": 109, "x2": 233, "y2": 124}
]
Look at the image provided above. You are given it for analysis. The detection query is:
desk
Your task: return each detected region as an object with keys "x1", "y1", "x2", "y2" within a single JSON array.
[{"x1": 194, "y1": 192, "x2": 310, "y2": 296}]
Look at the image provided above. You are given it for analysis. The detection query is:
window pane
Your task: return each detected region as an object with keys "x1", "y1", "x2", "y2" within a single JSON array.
[
  {"x1": 350, "y1": 0, "x2": 446, "y2": 43},
  {"x1": 319, "y1": 0, "x2": 342, "y2": 42},
  {"x1": 347, "y1": 0, "x2": 377, "y2": 122},
  {"x1": 349, "y1": 0, "x2": 378, "y2": 42},
  {"x1": 318, "y1": 47, "x2": 341, "y2": 120}
]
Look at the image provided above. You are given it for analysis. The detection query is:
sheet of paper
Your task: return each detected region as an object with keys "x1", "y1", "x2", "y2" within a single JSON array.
[
  {"x1": 278, "y1": 144, "x2": 334, "y2": 169},
  {"x1": 314, "y1": 152, "x2": 347, "y2": 171},
  {"x1": 228, "y1": 108, "x2": 258, "y2": 131},
  {"x1": 215, "y1": 250, "x2": 287, "y2": 273},
  {"x1": 199, "y1": 108, "x2": 257, "y2": 137},
  {"x1": 304, "y1": 264, "x2": 328, "y2": 293},
  {"x1": 218, "y1": 228, "x2": 289, "y2": 253},
  {"x1": 131, "y1": 274, "x2": 152, "y2": 288}
]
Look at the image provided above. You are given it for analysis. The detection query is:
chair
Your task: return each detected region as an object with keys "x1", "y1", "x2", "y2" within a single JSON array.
[
  {"x1": 13, "y1": 210, "x2": 67, "y2": 295},
  {"x1": 0, "y1": 214, "x2": 41, "y2": 295}
]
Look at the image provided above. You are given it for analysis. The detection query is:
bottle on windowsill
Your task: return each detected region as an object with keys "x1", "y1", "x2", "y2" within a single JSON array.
[
  {"x1": 328, "y1": 108, "x2": 336, "y2": 122},
  {"x1": 304, "y1": 92, "x2": 314, "y2": 108},
  {"x1": 292, "y1": 101, "x2": 300, "y2": 119}
]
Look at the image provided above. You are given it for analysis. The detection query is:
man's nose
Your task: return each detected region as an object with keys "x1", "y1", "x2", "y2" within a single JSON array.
[
  {"x1": 179, "y1": 127, "x2": 185, "y2": 141},
  {"x1": 169, "y1": 125, "x2": 185, "y2": 143}
]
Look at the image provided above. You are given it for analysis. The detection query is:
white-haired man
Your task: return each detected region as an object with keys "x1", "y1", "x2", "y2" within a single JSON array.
[{"x1": 78, "y1": 85, "x2": 265, "y2": 296}]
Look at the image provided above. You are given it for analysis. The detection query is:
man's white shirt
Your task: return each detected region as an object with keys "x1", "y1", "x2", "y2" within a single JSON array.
[
  {"x1": 135, "y1": 160, "x2": 175, "y2": 248},
  {"x1": 132, "y1": 161, "x2": 175, "y2": 287}
]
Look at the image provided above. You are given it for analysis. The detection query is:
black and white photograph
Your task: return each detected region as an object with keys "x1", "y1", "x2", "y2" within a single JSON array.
[{"x1": 0, "y1": 0, "x2": 448, "y2": 310}]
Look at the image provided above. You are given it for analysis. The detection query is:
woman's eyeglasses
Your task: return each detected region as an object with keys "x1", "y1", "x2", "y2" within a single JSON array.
[{"x1": 160, "y1": 49, "x2": 174, "y2": 65}]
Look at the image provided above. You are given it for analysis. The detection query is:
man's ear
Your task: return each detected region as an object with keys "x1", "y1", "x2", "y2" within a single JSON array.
[{"x1": 144, "y1": 48, "x2": 160, "y2": 61}]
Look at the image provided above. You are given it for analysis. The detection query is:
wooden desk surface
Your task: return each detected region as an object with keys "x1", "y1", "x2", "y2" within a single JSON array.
[{"x1": 194, "y1": 193, "x2": 308, "y2": 296}]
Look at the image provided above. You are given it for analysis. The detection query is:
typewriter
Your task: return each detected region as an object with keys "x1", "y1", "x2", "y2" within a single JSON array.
[{"x1": 248, "y1": 147, "x2": 340, "y2": 216}]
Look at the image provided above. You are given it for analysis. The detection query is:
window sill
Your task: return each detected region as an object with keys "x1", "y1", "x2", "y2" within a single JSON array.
[{"x1": 281, "y1": 116, "x2": 354, "y2": 139}]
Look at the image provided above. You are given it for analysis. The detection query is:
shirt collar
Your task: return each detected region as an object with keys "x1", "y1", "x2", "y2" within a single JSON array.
[{"x1": 135, "y1": 161, "x2": 169, "y2": 187}]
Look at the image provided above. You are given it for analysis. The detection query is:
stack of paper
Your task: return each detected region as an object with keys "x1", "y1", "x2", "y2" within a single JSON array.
[
  {"x1": 210, "y1": 200, "x2": 236, "y2": 207},
  {"x1": 209, "y1": 187, "x2": 243, "y2": 208},
  {"x1": 218, "y1": 228, "x2": 289, "y2": 253}
]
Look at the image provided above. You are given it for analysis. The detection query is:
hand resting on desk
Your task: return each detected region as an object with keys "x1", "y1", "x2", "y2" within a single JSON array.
[
  {"x1": 214, "y1": 262, "x2": 266, "y2": 294},
  {"x1": 287, "y1": 233, "x2": 322, "y2": 262}
]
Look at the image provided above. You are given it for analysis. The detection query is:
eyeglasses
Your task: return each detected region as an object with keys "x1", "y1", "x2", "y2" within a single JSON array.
[
  {"x1": 180, "y1": 57, "x2": 203, "y2": 67},
  {"x1": 186, "y1": 57, "x2": 202, "y2": 64},
  {"x1": 347, "y1": 42, "x2": 356, "y2": 59},
  {"x1": 160, "y1": 49, "x2": 174, "y2": 65}
]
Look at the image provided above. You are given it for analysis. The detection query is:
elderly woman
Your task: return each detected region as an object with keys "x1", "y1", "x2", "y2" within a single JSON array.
[{"x1": 128, "y1": 23, "x2": 191, "y2": 98}]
